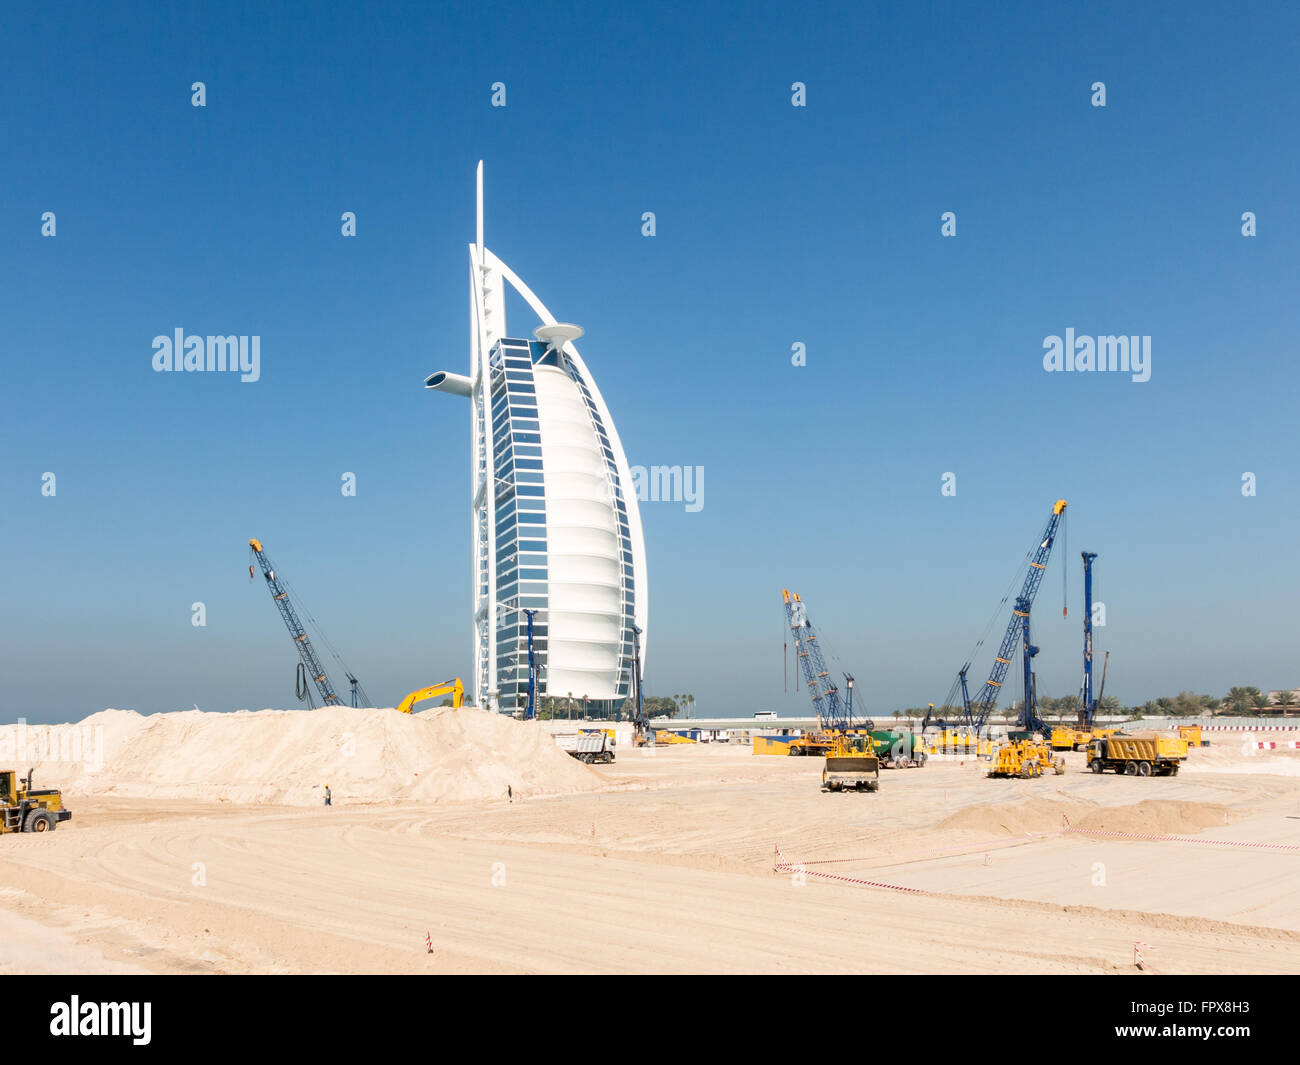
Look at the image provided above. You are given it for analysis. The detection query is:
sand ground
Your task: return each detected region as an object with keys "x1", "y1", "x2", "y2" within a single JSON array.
[{"x1": 3, "y1": 737, "x2": 1299, "y2": 974}]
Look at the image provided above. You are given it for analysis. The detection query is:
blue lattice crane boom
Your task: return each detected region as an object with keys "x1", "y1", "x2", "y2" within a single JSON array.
[
  {"x1": 249, "y1": 539, "x2": 343, "y2": 708},
  {"x1": 959, "y1": 500, "x2": 1068, "y2": 732},
  {"x1": 782, "y1": 589, "x2": 852, "y2": 731},
  {"x1": 1079, "y1": 550, "x2": 1102, "y2": 729}
]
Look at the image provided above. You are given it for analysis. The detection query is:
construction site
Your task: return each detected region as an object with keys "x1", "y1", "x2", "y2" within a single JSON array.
[{"x1": 3, "y1": 500, "x2": 1300, "y2": 975}]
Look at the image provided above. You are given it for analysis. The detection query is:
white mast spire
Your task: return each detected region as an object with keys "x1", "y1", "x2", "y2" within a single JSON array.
[{"x1": 476, "y1": 160, "x2": 485, "y2": 264}]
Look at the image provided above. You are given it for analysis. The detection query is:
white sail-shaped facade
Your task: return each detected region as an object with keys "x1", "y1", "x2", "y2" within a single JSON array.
[{"x1": 425, "y1": 163, "x2": 647, "y2": 713}]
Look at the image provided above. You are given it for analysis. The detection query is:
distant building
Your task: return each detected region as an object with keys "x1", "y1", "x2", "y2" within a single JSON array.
[
  {"x1": 1258, "y1": 690, "x2": 1300, "y2": 714},
  {"x1": 425, "y1": 163, "x2": 648, "y2": 716}
]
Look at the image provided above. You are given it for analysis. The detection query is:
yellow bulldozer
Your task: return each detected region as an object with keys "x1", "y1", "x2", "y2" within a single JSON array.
[
  {"x1": 396, "y1": 678, "x2": 464, "y2": 714},
  {"x1": 1, "y1": 769, "x2": 72, "y2": 834},
  {"x1": 822, "y1": 734, "x2": 881, "y2": 792}
]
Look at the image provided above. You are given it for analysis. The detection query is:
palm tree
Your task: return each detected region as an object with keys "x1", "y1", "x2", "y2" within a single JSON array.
[
  {"x1": 1224, "y1": 686, "x2": 1260, "y2": 714},
  {"x1": 686, "y1": 694, "x2": 695, "y2": 719}
]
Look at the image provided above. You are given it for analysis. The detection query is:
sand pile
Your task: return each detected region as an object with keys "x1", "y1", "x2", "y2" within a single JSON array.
[
  {"x1": 0, "y1": 706, "x2": 604, "y2": 805},
  {"x1": 1072, "y1": 799, "x2": 1231, "y2": 835},
  {"x1": 938, "y1": 797, "x2": 1232, "y2": 838},
  {"x1": 938, "y1": 798, "x2": 1083, "y2": 837}
]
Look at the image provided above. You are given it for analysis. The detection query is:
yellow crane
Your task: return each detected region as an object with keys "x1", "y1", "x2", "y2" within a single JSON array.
[{"x1": 396, "y1": 678, "x2": 465, "y2": 714}]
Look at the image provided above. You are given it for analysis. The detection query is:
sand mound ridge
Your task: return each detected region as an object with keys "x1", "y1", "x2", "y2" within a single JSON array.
[
  {"x1": 0, "y1": 706, "x2": 604, "y2": 805},
  {"x1": 1073, "y1": 800, "x2": 1231, "y2": 835},
  {"x1": 938, "y1": 797, "x2": 1231, "y2": 838},
  {"x1": 938, "y1": 798, "x2": 1081, "y2": 837}
]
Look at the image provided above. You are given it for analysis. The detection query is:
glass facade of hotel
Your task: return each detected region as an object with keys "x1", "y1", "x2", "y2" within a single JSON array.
[{"x1": 487, "y1": 338, "x2": 637, "y2": 714}]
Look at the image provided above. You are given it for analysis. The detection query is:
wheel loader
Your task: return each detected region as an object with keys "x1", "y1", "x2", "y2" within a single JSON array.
[
  {"x1": 821, "y1": 735, "x2": 881, "y2": 792},
  {"x1": 0, "y1": 769, "x2": 72, "y2": 834}
]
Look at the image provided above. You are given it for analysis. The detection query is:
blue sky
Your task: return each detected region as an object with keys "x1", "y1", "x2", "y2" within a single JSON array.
[{"x1": 2, "y1": 1, "x2": 1297, "y2": 724}]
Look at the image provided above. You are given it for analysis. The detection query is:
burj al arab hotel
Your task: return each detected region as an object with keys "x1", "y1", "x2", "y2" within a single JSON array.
[{"x1": 425, "y1": 163, "x2": 648, "y2": 715}]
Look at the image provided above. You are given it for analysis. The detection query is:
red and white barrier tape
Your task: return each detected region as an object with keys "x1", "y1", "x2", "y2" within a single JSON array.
[
  {"x1": 1206, "y1": 725, "x2": 1300, "y2": 731},
  {"x1": 1064, "y1": 826, "x2": 1300, "y2": 852},
  {"x1": 774, "y1": 811, "x2": 1300, "y2": 897},
  {"x1": 1247, "y1": 741, "x2": 1300, "y2": 749},
  {"x1": 1134, "y1": 940, "x2": 1153, "y2": 967},
  {"x1": 773, "y1": 844, "x2": 925, "y2": 893},
  {"x1": 774, "y1": 817, "x2": 1299, "y2": 895}
]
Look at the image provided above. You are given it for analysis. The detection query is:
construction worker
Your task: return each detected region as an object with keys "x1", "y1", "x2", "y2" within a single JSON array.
[{"x1": 323, "y1": 784, "x2": 331, "y2": 807}]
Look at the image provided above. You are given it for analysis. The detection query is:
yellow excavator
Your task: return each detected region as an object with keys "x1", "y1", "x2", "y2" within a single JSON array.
[{"x1": 396, "y1": 678, "x2": 464, "y2": 714}]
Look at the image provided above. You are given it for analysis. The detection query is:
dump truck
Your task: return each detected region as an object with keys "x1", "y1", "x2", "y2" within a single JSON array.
[
  {"x1": 1, "y1": 769, "x2": 72, "y2": 834},
  {"x1": 822, "y1": 736, "x2": 880, "y2": 792},
  {"x1": 553, "y1": 732, "x2": 615, "y2": 764},
  {"x1": 1178, "y1": 724, "x2": 1206, "y2": 747},
  {"x1": 1051, "y1": 725, "x2": 1119, "y2": 751},
  {"x1": 1050, "y1": 726, "x2": 1090, "y2": 751},
  {"x1": 1049, "y1": 727, "x2": 1078, "y2": 751},
  {"x1": 1087, "y1": 733, "x2": 1188, "y2": 776},
  {"x1": 924, "y1": 728, "x2": 980, "y2": 755},
  {"x1": 988, "y1": 740, "x2": 1064, "y2": 779},
  {"x1": 863, "y1": 730, "x2": 927, "y2": 768}
]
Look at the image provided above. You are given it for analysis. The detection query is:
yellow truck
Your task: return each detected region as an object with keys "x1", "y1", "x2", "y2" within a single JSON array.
[
  {"x1": 1050, "y1": 725, "x2": 1119, "y2": 751},
  {"x1": 1, "y1": 769, "x2": 72, "y2": 834},
  {"x1": 1087, "y1": 733, "x2": 1188, "y2": 777},
  {"x1": 1049, "y1": 727, "x2": 1082, "y2": 751},
  {"x1": 928, "y1": 729, "x2": 980, "y2": 754}
]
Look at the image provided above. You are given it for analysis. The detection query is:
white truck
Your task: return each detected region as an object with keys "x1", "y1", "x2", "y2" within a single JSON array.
[{"x1": 554, "y1": 732, "x2": 615, "y2": 764}]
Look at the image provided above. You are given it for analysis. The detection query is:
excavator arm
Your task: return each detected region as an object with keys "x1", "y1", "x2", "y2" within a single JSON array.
[{"x1": 396, "y1": 679, "x2": 464, "y2": 714}]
